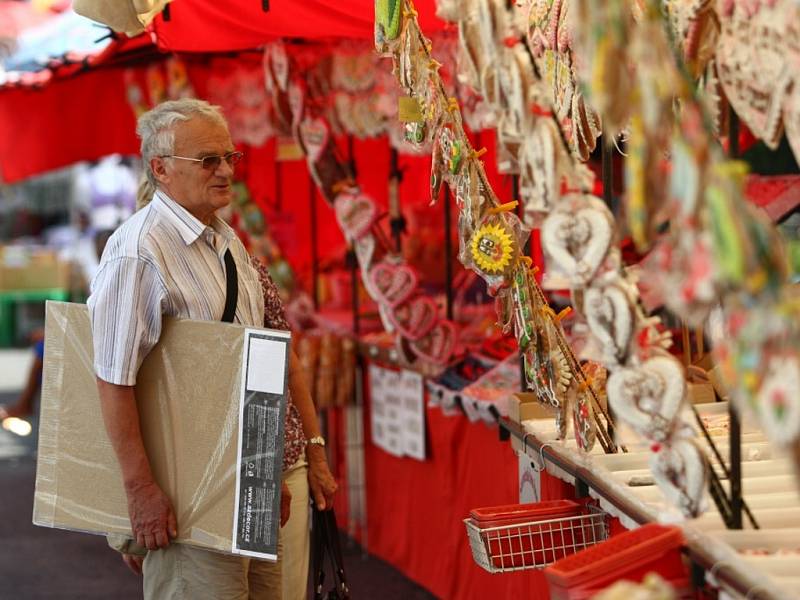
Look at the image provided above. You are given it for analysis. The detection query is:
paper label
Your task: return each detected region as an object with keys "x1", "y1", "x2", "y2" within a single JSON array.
[
  {"x1": 369, "y1": 365, "x2": 426, "y2": 460},
  {"x1": 232, "y1": 329, "x2": 291, "y2": 561},
  {"x1": 398, "y1": 96, "x2": 424, "y2": 123},
  {"x1": 518, "y1": 451, "x2": 541, "y2": 503}
]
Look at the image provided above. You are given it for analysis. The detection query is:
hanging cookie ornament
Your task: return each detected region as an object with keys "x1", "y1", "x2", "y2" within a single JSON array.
[
  {"x1": 519, "y1": 119, "x2": 559, "y2": 222},
  {"x1": 757, "y1": 349, "x2": 800, "y2": 446},
  {"x1": 650, "y1": 438, "x2": 708, "y2": 519},
  {"x1": 430, "y1": 121, "x2": 465, "y2": 204},
  {"x1": 541, "y1": 193, "x2": 616, "y2": 288},
  {"x1": 607, "y1": 353, "x2": 687, "y2": 443},
  {"x1": 467, "y1": 210, "x2": 525, "y2": 287},
  {"x1": 715, "y1": 0, "x2": 794, "y2": 151},
  {"x1": 512, "y1": 266, "x2": 554, "y2": 406},
  {"x1": 375, "y1": 0, "x2": 404, "y2": 56},
  {"x1": 582, "y1": 280, "x2": 636, "y2": 367},
  {"x1": 570, "y1": 381, "x2": 597, "y2": 452}
]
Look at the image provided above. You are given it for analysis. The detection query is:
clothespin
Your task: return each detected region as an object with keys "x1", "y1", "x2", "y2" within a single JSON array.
[
  {"x1": 447, "y1": 97, "x2": 459, "y2": 113},
  {"x1": 488, "y1": 201, "x2": 519, "y2": 215},
  {"x1": 403, "y1": 6, "x2": 418, "y2": 18},
  {"x1": 429, "y1": 58, "x2": 442, "y2": 70},
  {"x1": 470, "y1": 147, "x2": 488, "y2": 159}
]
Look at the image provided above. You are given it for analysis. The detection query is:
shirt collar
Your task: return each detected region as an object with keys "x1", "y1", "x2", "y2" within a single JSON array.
[{"x1": 151, "y1": 190, "x2": 235, "y2": 249}]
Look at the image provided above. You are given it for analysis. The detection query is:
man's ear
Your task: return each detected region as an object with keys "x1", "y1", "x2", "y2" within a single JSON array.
[{"x1": 151, "y1": 156, "x2": 169, "y2": 184}]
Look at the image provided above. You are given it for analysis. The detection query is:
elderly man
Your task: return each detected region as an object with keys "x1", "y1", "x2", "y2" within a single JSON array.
[{"x1": 88, "y1": 98, "x2": 336, "y2": 600}]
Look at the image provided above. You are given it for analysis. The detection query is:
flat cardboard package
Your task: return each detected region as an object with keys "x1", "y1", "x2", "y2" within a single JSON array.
[{"x1": 34, "y1": 302, "x2": 290, "y2": 560}]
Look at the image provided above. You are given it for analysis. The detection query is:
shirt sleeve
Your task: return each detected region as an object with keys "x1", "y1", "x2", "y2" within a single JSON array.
[{"x1": 87, "y1": 256, "x2": 167, "y2": 386}]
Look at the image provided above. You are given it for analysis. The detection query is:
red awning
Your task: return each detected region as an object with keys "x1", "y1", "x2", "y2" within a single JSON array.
[{"x1": 150, "y1": 0, "x2": 446, "y2": 52}]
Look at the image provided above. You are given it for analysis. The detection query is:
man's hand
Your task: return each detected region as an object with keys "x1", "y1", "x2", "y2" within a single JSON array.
[
  {"x1": 125, "y1": 480, "x2": 177, "y2": 551},
  {"x1": 307, "y1": 446, "x2": 338, "y2": 510},
  {"x1": 280, "y1": 482, "x2": 292, "y2": 528},
  {"x1": 122, "y1": 553, "x2": 144, "y2": 576}
]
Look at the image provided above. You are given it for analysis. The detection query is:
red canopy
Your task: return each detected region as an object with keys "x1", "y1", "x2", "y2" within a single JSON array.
[{"x1": 150, "y1": 0, "x2": 446, "y2": 52}]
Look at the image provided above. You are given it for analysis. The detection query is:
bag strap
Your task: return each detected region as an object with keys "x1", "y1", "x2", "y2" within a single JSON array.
[
  {"x1": 311, "y1": 506, "x2": 351, "y2": 600},
  {"x1": 323, "y1": 509, "x2": 350, "y2": 598},
  {"x1": 221, "y1": 249, "x2": 238, "y2": 323}
]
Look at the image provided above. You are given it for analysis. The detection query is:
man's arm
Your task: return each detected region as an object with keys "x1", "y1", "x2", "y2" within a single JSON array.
[
  {"x1": 288, "y1": 348, "x2": 338, "y2": 509},
  {"x1": 97, "y1": 379, "x2": 177, "y2": 551}
]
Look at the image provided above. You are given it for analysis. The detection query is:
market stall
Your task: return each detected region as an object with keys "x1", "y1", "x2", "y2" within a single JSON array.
[{"x1": 3, "y1": 0, "x2": 800, "y2": 598}]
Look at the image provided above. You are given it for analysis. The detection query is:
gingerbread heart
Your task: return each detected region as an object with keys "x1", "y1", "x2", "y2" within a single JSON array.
[
  {"x1": 607, "y1": 354, "x2": 686, "y2": 442},
  {"x1": 756, "y1": 352, "x2": 800, "y2": 446},
  {"x1": 298, "y1": 116, "x2": 330, "y2": 163},
  {"x1": 369, "y1": 262, "x2": 418, "y2": 308},
  {"x1": 334, "y1": 192, "x2": 377, "y2": 240},
  {"x1": 386, "y1": 296, "x2": 438, "y2": 341},
  {"x1": 715, "y1": 1, "x2": 792, "y2": 149},
  {"x1": 409, "y1": 320, "x2": 458, "y2": 365},
  {"x1": 541, "y1": 194, "x2": 614, "y2": 287},
  {"x1": 649, "y1": 438, "x2": 708, "y2": 518},
  {"x1": 584, "y1": 282, "x2": 635, "y2": 366}
]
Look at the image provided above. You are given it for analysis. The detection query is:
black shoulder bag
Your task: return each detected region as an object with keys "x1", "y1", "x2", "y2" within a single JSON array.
[{"x1": 311, "y1": 506, "x2": 351, "y2": 600}]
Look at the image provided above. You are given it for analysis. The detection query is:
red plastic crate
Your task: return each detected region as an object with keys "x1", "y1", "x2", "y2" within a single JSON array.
[
  {"x1": 466, "y1": 501, "x2": 607, "y2": 571},
  {"x1": 470, "y1": 500, "x2": 582, "y2": 528},
  {"x1": 544, "y1": 523, "x2": 689, "y2": 599}
]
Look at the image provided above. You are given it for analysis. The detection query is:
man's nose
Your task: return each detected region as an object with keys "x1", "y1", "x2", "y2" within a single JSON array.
[{"x1": 216, "y1": 157, "x2": 234, "y2": 177}]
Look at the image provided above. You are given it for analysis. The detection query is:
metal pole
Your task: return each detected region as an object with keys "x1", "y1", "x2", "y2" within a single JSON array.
[
  {"x1": 443, "y1": 186, "x2": 454, "y2": 321},
  {"x1": 347, "y1": 246, "x2": 360, "y2": 335},
  {"x1": 309, "y1": 174, "x2": 320, "y2": 310},
  {"x1": 602, "y1": 139, "x2": 614, "y2": 213},
  {"x1": 728, "y1": 109, "x2": 743, "y2": 529},
  {"x1": 389, "y1": 147, "x2": 405, "y2": 253}
]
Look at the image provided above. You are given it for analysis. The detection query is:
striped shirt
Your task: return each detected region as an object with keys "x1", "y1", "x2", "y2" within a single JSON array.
[{"x1": 88, "y1": 190, "x2": 265, "y2": 386}]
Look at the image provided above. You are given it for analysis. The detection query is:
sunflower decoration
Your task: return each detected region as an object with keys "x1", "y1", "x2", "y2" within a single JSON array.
[{"x1": 468, "y1": 213, "x2": 520, "y2": 281}]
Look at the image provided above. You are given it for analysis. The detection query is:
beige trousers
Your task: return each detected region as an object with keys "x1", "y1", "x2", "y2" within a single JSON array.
[{"x1": 143, "y1": 462, "x2": 310, "y2": 600}]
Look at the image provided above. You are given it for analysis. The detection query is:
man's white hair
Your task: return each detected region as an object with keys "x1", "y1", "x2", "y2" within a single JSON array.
[{"x1": 136, "y1": 99, "x2": 228, "y2": 186}]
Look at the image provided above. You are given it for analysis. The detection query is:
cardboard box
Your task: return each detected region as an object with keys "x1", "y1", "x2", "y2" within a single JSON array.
[
  {"x1": 0, "y1": 246, "x2": 70, "y2": 291},
  {"x1": 508, "y1": 393, "x2": 556, "y2": 453},
  {"x1": 34, "y1": 302, "x2": 290, "y2": 560}
]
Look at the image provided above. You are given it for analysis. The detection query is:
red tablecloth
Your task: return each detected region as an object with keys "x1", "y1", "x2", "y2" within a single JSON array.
[{"x1": 327, "y1": 365, "x2": 575, "y2": 599}]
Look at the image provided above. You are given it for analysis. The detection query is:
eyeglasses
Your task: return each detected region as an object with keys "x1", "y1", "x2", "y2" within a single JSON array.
[{"x1": 161, "y1": 151, "x2": 244, "y2": 171}]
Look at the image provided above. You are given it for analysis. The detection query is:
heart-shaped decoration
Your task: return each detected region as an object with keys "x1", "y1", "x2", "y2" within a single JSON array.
[
  {"x1": 584, "y1": 282, "x2": 635, "y2": 366},
  {"x1": 409, "y1": 320, "x2": 458, "y2": 365},
  {"x1": 756, "y1": 352, "x2": 800, "y2": 446},
  {"x1": 334, "y1": 192, "x2": 377, "y2": 240},
  {"x1": 269, "y1": 42, "x2": 290, "y2": 92},
  {"x1": 386, "y1": 296, "x2": 438, "y2": 341},
  {"x1": 607, "y1": 354, "x2": 686, "y2": 442},
  {"x1": 716, "y1": 1, "x2": 792, "y2": 149},
  {"x1": 541, "y1": 194, "x2": 614, "y2": 287},
  {"x1": 649, "y1": 438, "x2": 708, "y2": 518},
  {"x1": 369, "y1": 262, "x2": 418, "y2": 308},
  {"x1": 785, "y1": 85, "x2": 800, "y2": 170},
  {"x1": 298, "y1": 116, "x2": 330, "y2": 163}
]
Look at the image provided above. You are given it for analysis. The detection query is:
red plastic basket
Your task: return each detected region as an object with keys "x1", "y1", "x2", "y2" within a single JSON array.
[
  {"x1": 465, "y1": 501, "x2": 608, "y2": 572},
  {"x1": 544, "y1": 523, "x2": 689, "y2": 599}
]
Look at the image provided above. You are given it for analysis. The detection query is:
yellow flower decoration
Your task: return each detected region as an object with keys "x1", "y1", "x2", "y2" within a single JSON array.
[{"x1": 470, "y1": 220, "x2": 517, "y2": 276}]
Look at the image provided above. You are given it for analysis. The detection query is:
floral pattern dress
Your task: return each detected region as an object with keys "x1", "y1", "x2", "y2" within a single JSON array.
[{"x1": 251, "y1": 257, "x2": 307, "y2": 471}]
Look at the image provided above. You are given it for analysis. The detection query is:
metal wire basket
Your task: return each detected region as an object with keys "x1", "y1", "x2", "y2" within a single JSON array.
[{"x1": 464, "y1": 505, "x2": 609, "y2": 573}]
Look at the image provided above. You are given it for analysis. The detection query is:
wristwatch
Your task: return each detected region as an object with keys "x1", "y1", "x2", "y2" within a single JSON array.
[{"x1": 308, "y1": 436, "x2": 326, "y2": 448}]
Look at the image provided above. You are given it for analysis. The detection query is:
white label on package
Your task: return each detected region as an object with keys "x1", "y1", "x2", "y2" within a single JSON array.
[
  {"x1": 232, "y1": 328, "x2": 291, "y2": 562},
  {"x1": 246, "y1": 337, "x2": 287, "y2": 394}
]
